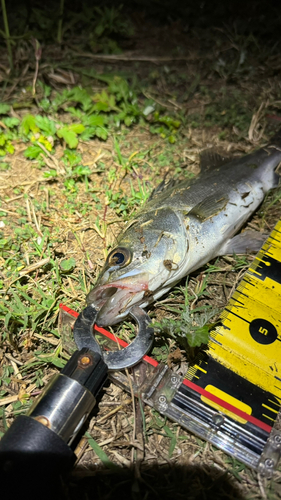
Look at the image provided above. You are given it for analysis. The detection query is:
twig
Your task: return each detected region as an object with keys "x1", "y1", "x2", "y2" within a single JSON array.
[
  {"x1": 111, "y1": 450, "x2": 130, "y2": 467},
  {"x1": 73, "y1": 437, "x2": 88, "y2": 462},
  {"x1": 19, "y1": 257, "x2": 50, "y2": 276},
  {"x1": 25, "y1": 197, "x2": 32, "y2": 224},
  {"x1": 36, "y1": 141, "x2": 65, "y2": 174},
  {"x1": 99, "y1": 399, "x2": 132, "y2": 407},
  {"x1": 96, "y1": 404, "x2": 124, "y2": 424},
  {"x1": 143, "y1": 91, "x2": 180, "y2": 110},
  {"x1": 248, "y1": 101, "x2": 267, "y2": 144},
  {"x1": 30, "y1": 198, "x2": 43, "y2": 236},
  {"x1": 0, "y1": 207, "x2": 19, "y2": 215},
  {"x1": 57, "y1": 0, "x2": 64, "y2": 44},
  {"x1": 8, "y1": 358, "x2": 22, "y2": 378},
  {"x1": 69, "y1": 49, "x2": 194, "y2": 64},
  {"x1": 33, "y1": 333, "x2": 59, "y2": 346},
  {"x1": 0, "y1": 178, "x2": 47, "y2": 190},
  {"x1": 257, "y1": 473, "x2": 268, "y2": 500},
  {"x1": 0, "y1": 395, "x2": 18, "y2": 406},
  {"x1": 5, "y1": 353, "x2": 23, "y2": 366},
  {"x1": 1, "y1": 0, "x2": 13, "y2": 70},
  {"x1": 6, "y1": 194, "x2": 24, "y2": 203},
  {"x1": 31, "y1": 39, "x2": 42, "y2": 96}
]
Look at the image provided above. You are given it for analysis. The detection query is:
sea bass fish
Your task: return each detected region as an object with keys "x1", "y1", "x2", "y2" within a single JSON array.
[{"x1": 87, "y1": 135, "x2": 281, "y2": 326}]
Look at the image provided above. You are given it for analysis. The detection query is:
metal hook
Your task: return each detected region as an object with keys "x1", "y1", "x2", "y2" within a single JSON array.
[{"x1": 73, "y1": 304, "x2": 154, "y2": 371}]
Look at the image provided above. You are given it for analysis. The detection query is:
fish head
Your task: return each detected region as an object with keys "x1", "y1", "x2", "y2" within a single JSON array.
[{"x1": 86, "y1": 209, "x2": 188, "y2": 326}]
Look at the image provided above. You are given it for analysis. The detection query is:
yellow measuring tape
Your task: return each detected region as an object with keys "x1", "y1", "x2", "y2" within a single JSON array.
[
  {"x1": 185, "y1": 220, "x2": 281, "y2": 431},
  {"x1": 210, "y1": 220, "x2": 281, "y2": 396}
]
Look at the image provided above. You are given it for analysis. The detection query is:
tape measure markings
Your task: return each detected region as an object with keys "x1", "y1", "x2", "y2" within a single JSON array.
[
  {"x1": 211, "y1": 313, "x2": 281, "y2": 369},
  {"x1": 184, "y1": 356, "x2": 281, "y2": 432},
  {"x1": 182, "y1": 377, "x2": 272, "y2": 433},
  {"x1": 208, "y1": 343, "x2": 281, "y2": 396},
  {"x1": 262, "y1": 404, "x2": 279, "y2": 415},
  {"x1": 184, "y1": 218, "x2": 281, "y2": 430}
]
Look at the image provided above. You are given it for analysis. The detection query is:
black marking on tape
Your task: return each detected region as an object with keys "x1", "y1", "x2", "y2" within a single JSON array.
[
  {"x1": 249, "y1": 318, "x2": 278, "y2": 345},
  {"x1": 185, "y1": 357, "x2": 280, "y2": 428},
  {"x1": 225, "y1": 308, "x2": 250, "y2": 323},
  {"x1": 251, "y1": 255, "x2": 281, "y2": 284}
]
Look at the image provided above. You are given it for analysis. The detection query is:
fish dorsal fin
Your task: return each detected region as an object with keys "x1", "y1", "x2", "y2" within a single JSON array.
[
  {"x1": 188, "y1": 193, "x2": 228, "y2": 222},
  {"x1": 200, "y1": 149, "x2": 231, "y2": 172},
  {"x1": 147, "y1": 178, "x2": 177, "y2": 202}
]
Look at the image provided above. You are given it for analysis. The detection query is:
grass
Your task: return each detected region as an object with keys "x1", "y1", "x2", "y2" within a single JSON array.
[
  {"x1": 153, "y1": 281, "x2": 219, "y2": 360},
  {"x1": 0, "y1": 77, "x2": 186, "y2": 426},
  {"x1": 1, "y1": 2, "x2": 281, "y2": 498}
]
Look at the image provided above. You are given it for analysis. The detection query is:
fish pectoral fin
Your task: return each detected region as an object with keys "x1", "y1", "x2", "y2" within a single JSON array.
[
  {"x1": 218, "y1": 230, "x2": 268, "y2": 256},
  {"x1": 200, "y1": 149, "x2": 232, "y2": 172},
  {"x1": 188, "y1": 193, "x2": 228, "y2": 222}
]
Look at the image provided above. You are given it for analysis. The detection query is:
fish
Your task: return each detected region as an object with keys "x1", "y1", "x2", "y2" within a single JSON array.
[{"x1": 87, "y1": 133, "x2": 281, "y2": 326}]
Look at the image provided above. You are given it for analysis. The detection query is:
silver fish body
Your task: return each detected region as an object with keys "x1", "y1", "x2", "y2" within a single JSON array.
[{"x1": 87, "y1": 139, "x2": 281, "y2": 326}]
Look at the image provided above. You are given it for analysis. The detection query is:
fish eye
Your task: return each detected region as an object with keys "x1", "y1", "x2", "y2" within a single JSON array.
[{"x1": 107, "y1": 247, "x2": 131, "y2": 268}]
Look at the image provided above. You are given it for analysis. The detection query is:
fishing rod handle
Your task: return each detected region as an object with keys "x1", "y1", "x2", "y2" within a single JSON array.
[{"x1": 0, "y1": 348, "x2": 108, "y2": 477}]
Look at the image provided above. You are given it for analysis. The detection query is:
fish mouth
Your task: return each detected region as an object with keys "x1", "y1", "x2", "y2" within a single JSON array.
[{"x1": 86, "y1": 278, "x2": 149, "y2": 326}]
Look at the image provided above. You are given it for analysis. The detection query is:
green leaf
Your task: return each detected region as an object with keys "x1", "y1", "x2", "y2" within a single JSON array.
[
  {"x1": 35, "y1": 115, "x2": 56, "y2": 136},
  {"x1": 39, "y1": 98, "x2": 51, "y2": 112},
  {"x1": 84, "y1": 114, "x2": 104, "y2": 127},
  {"x1": 0, "y1": 104, "x2": 10, "y2": 115},
  {"x1": 95, "y1": 127, "x2": 108, "y2": 140},
  {"x1": 188, "y1": 325, "x2": 210, "y2": 347},
  {"x1": 4, "y1": 312, "x2": 11, "y2": 328},
  {"x1": 95, "y1": 23, "x2": 105, "y2": 37},
  {"x1": 57, "y1": 127, "x2": 78, "y2": 149},
  {"x1": 57, "y1": 124, "x2": 85, "y2": 148},
  {"x1": 67, "y1": 107, "x2": 84, "y2": 119},
  {"x1": 0, "y1": 162, "x2": 9, "y2": 170},
  {"x1": 50, "y1": 357, "x2": 66, "y2": 369},
  {"x1": 68, "y1": 123, "x2": 85, "y2": 134},
  {"x1": 114, "y1": 136, "x2": 124, "y2": 166},
  {"x1": 93, "y1": 101, "x2": 110, "y2": 112},
  {"x1": 20, "y1": 115, "x2": 39, "y2": 135},
  {"x1": 43, "y1": 169, "x2": 58, "y2": 178},
  {"x1": 79, "y1": 127, "x2": 96, "y2": 141},
  {"x1": 64, "y1": 178, "x2": 76, "y2": 191},
  {"x1": 0, "y1": 135, "x2": 6, "y2": 146},
  {"x1": 163, "y1": 425, "x2": 177, "y2": 458},
  {"x1": 3, "y1": 117, "x2": 20, "y2": 128},
  {"x1": 5, "y1": 143, "x2": 14, "y2": 155},
  {"x1": 38, "y1": 81, "x2": 51, "y2": 98},
  {"x1": 67, "y1": 87, "x2": 92, "y2": 111},
  {"x1": 85, "y1": 432, "x2": 120, "y2": 470},
  {"x1": 62, "y1": 149, "x2": 81, "y2": 167},
  {"x1": 92, "y1": 90, "x2": 117, "y2": 112},
  {"x1": 24, "y1": 145, "x2": 42, "y2": 159},
  {"x1": 73, "y1": 165, "x2": 91, "y2": 176},
  {"x1": 124, "y1": 116, "x2": 134, "y2": 126},
  {"x1": 60, "y1": 257, "x2": 76, "y2": 272}
]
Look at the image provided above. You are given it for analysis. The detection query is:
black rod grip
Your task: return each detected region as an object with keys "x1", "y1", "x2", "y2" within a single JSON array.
[{"x1": 0, "y1": 415, "x2": 75, "y2": 499}]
